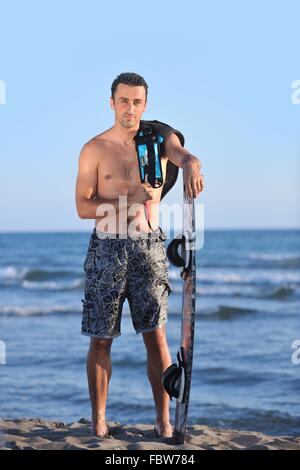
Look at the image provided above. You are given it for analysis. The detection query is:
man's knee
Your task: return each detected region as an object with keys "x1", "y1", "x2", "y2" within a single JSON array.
[
  {"x1": 143, "y1": 326, "x2": 167, "y2": 349},
  {"x1": 90, "y1": 337, "x2": 113, "y2": 353}
]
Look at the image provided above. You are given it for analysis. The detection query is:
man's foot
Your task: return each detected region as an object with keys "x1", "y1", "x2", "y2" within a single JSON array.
[
  {"x1": 154, "y1": 422, "x2": 174, "y2": 438},
  {"x1": 91, "y1": 418, "x2": 109, "y2": 438}
]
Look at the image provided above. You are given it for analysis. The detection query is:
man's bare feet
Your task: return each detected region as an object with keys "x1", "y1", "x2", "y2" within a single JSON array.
[
  {"x1": 155, "y1": 421, "x2": 174, "y2": 438},
  {"x1": 91, "y1": 417, "x2": 109, "y2": 438}
]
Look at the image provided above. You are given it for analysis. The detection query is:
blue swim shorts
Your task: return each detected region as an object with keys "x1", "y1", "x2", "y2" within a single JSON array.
[{"x1": 81, "y1": 228, "x2": 172, "y2": 339}]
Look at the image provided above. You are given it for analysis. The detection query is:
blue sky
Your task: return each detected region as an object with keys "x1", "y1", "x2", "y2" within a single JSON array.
[{"x1": 0, "y1": 0, "x2": 299, "y2": 231}]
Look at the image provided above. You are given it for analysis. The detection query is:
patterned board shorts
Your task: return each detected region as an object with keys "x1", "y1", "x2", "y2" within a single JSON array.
[{"x1": 81, "y1": 227, "x2": 172, "y2": 339}]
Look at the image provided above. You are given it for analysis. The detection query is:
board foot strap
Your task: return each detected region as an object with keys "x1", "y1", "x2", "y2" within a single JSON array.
[{"x1": 162, "y1": 347, "x2": 186, "y2": 403}]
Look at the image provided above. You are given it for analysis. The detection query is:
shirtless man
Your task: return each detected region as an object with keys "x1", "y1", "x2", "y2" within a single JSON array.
[{"x1": 75, "y1": 72, "x2": 204, "y2": 438}]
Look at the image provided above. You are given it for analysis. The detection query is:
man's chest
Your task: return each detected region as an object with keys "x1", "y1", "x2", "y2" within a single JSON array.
[
  {"x1": 98, "y1": 146, "x2": 141, "y2": 188},
  {"x1": 96, "y1": 141, "x2": 167, "y2": 197}
]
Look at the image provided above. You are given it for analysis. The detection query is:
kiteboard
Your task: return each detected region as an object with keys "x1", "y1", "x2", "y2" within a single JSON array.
[{"x1": 162, "y1": 184, "x2": 196, "y2": 444}]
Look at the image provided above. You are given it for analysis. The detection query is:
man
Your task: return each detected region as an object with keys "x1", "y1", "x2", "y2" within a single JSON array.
[{"x1": 75, "y1": 72, "x2": 204, "y2": 438}]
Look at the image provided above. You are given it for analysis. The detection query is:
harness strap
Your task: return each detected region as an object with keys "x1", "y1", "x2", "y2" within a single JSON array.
[{"x1": 134, "y1": 125, "x2": 163, "y2": 188}]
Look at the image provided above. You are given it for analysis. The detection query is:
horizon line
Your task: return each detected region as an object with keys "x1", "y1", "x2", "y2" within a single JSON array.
[{"x1": 0, "y1": 226, "x2": 300, "y2": 234}]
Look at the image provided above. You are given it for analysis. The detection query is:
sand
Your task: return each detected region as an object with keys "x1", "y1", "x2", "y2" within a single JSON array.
[{"x1": 0, "y1": 418, "x2": 300, "y2": 450}]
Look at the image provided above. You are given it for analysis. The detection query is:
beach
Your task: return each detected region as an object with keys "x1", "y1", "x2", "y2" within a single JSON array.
[
  {"x1": 1, "y1": 229, "x2": 300, "y2": 445},
  {"x1": 1, "y1": 418, "x2": 300, "y2": 450}
]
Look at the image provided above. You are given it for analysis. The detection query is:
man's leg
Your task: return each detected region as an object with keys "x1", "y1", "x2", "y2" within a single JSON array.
[
  {"x1": 142, "y1": 325, "x2": 173, "y2": 437},
  {"x1": 86, "y1": 337, "x2": 113, "y2": 437}
]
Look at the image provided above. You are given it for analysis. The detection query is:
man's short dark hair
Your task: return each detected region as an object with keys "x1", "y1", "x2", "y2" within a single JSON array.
[{"x1": 111, "y1": 72, "x2": 148, "y2": 102}]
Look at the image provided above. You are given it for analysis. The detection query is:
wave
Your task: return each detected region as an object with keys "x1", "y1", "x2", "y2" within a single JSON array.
[
  {"x1": 168, "y1": 304, "x2": 264, "y2": 319},
  {"x1": 0, "y1": 265, "x2": 26, "y2": 280},
  {"x1": 265, "y1": 284, "x2": 299, "y2": 300},
  {"x1": 200, "y1": 284, "x2": 299, "y2": 300},
  {"x1": 200, "y1": 271, "x2": 300, "y2": 284},
  {"x1": 22, "y1": 279, "x2": 84, "y2": 291},
  {"x1": 169, "y1": 281, "x2": 299, "y2": 301},
  {"x1": 201, "y1": 305, "x2": 258, "y2": 321},
  {"x1": 170, "y1": 284, "x2": 255, "y2": 296},
  {"x1": 169, "y1": 267, "x2": 300, "y2": 285},
  {"x1": 23, "y1": 269, "x2": 77, "y2": 281},
  {"x1": 0, "y1": 304, "x2": 82, "y2": 317},
  {"x1": 0, "y1": 265, "x2": 84, "y2": 291},
  {"x1": 0, "y1": 266, "x2": 82, "y2": 281},
  {"x1": 248, "y1": 252, "x2": 300, "y2": 268}
]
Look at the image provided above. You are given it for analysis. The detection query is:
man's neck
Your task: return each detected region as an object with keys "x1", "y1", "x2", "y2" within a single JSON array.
[{"x1": 113, "y1": 120, "x2": 141, "y2": 146}]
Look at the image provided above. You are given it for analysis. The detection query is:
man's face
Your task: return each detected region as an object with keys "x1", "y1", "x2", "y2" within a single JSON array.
[{"x1": 110, "y1": 83, "x2": 147, "y2": 129}]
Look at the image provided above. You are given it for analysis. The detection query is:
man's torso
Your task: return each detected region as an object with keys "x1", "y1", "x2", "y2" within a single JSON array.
[{"x1": 89, "y1": 127, "x2": 167, "y2": 234}]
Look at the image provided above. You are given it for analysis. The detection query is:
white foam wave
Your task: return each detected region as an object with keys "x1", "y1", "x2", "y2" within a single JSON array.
[
  {"x1": 168, "y1": 268, "x2": 300, "y2": 284},
  {"x1": 0, "y1": 265, "x2": 26, "y2": 280},
  {"x1": 0, "y1": 304, "x2": 82, "y2": 316},
  {"x1": 22, "y1": 278, "x2": 83, "y2": 290},
  {"x1": 249, "y1": 252, "x2": 300, "y2": 261}
]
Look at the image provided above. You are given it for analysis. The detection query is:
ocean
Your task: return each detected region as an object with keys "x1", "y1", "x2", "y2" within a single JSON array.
[{"x1": 0, "y1": 229, "x2": 299, "y2": 436}]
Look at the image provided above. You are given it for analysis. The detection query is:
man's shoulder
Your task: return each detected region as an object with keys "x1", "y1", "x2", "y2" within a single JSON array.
[
  {"x1": 85, "y1": 129, "x2": 111, "y2": 148},
  {"x1": 81, "y1": 129, "x2": 112, "y2": 158}
]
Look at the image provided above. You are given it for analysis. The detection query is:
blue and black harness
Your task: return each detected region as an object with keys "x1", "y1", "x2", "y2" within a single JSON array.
[{"x1": 134, "y1": 119, "x2": 185, "y2": 200}]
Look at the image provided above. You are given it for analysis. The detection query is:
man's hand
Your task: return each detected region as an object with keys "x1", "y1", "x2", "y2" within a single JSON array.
[
  {"x1": 182, "y1": 156, "x2": 204, "y2": 199},
  {"x1": 128, "y1": 183, "x2": 155, "y2": 205}
]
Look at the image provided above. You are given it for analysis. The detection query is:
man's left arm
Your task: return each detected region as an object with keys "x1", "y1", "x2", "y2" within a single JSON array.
[{"x1": 164, "y1": 133, "x2": 204, "y2": 199}]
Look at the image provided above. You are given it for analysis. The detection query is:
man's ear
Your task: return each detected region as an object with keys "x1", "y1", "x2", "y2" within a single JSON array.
[{"x1": 109, "y1": 97, "x2": 115, "y2": 110}]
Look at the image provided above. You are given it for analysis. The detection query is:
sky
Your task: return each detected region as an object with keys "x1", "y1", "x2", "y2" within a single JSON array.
[{"x1": 0, "y1": 0, "x2": 299, "y2": 232}]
